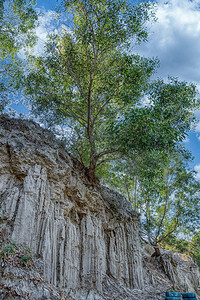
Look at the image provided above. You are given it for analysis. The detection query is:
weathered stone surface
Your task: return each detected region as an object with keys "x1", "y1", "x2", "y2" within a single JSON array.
[
  {"x1": 142, "y1": 242, "x2": 200, "y2": 297},
  {"x1": 0, "y1": 116, "x2": 200, "y2": 300},
  {"x1": 161, "y1": 250, "x2": 200, "y2": 292},
  {"x1": 0, "y1": 116, "x2": 144, "y2": 299}
]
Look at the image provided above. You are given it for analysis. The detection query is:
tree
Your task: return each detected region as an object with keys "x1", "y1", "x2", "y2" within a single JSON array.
[
  {"x1": 141, "y1": 153, "x2": 200, "y2": 255},
  {"x1": 2, "y1": 0, "x2": 200, "y2": 260},
  {"x1": 0, "y1": 0, "x2": 38, "y2": 112},
  {"x1": 189, "y1": 231, "x2": 200, "y2": 267},
  {"x1": 20, "y1": 0, "x2": 158, "y2": 181},
  {"x1": 100, "y1": 149, "x2": 170, "y2": 211},
  {"x1": 15, "y1": 0, "x2": 199, "y2": 182},
  {"x1": 101, "y1": 148, "x2": 200, "y2": 256}
]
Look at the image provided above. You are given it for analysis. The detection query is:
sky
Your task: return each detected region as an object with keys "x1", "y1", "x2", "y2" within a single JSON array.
[
  {"x1": 13, "y1": 0, "x2": 200, "y2": 176},
  {"x1": 133, "y1": 0, "x2": 200, "y2": 174}
]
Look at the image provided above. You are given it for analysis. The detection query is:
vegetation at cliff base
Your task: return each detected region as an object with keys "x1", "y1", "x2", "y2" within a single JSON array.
[{"x1": 162, "y1": 231, "x2": 200, "y2": 267}]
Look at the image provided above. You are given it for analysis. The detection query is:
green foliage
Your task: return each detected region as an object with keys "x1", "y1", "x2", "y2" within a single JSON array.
[
  {"x1": 0, "y1": 58, "x2": 24, "y2": 113},
  {"x1": 0, "y1": 0, "x2": 38, "y2": 112},
  {"x1": 110, "y1": 78, "x2": 199, "y2": 153},
  {"x1": 162, "y1": 231, "x2": 200, "y2": 267},
  {"x1": 102, "y1": 148, "x2": 200, "y2": 247},
  {"x1": 19, "y1": 0, "x2": 160, "y2": 180},
  {"x1": 0, "y1": 241, "x2": 33, "y2": 267},
  {"x1": 190, "y1": 231, "x2": 200, "y2": 267},
  {"x1": 64, "y1": 0, "x2": 156, "y2": 45},
  {"x1": 0, "y1": 0, "x2": 38, "y2": 58},
  {"x1": 0, "y1": 242, "x2": 18, "y2": 256},
  {"x1": 20, "y1": 253, "x2": 32, "y2": 266},
  {"x1": 141, "y1": 152, "x2": 200, "y2": 244},
  {"x1": 162, "y1": 234, "x2": 190, "y2": 254}
]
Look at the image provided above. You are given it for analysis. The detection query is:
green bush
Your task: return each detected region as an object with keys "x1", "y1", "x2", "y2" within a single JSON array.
[
  {"x1": 0, "y1": 241, "x2": 33, "y2": 268},
  {"x1": 0, "y1": 243, "x2": 18, "y2": 257}
]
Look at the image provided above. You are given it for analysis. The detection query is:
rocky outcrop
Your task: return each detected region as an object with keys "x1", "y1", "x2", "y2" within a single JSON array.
[
  {"x1": 142, "y1": 243, "x2": 200, "y2": 297},
  {"x1": 0, "y1": 116, "x2": 144, "y2": 299},
  {"x1": 0, "y1": 116, "x2": 200, "y2": 300},
  {"x1": 161, "y1": 250, "x2": 200, "y2": 293}
]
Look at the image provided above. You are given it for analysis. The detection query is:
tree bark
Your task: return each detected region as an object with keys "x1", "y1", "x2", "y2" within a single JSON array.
[
  {"x1": 88, "y1": 163, "x2": 97, "y2": 183},
  {"x1": 151, "y1": 245, "x2": 161, "y2": 258}
]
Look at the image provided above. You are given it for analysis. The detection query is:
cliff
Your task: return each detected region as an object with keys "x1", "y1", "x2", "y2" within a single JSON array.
[{"x1": 0, "y1": 116, "x2": 199, "y2": 300}]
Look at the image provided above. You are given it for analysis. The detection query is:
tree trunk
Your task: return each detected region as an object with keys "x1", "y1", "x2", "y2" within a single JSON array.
[
  {"x1": 88, "y1": 149, "x2": 99, "y2": 183},
  {"x1": 88, "y1": 163, "x2": 96, "y2": 182},
  {"x1": 151, "y1": 245, "x2": 161, "y2": 258}
]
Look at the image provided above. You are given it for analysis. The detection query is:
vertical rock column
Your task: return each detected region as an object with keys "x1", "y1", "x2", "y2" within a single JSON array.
[
  {"x1": 108, "y1": 224, "x2": 130, "y2": 287},
  {"x1": 62, "y1": 219, "x2": 81, "y2": 290},
  {"x1": 107, "y1": 220, "x2": 144, "y2": 290},
  {"x1": 125, "y1": 221, "x2": 144, "y2": 289},
  {"x1": 81, "y1": 214, "x2": 106, "y2": 293},
  {"x1": 11, "y1": 165, "x2": 47, "y2": 248}
]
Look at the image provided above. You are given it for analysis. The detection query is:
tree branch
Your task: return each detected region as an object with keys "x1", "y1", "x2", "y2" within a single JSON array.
[
  {"x1": 157, "y1": 218, "x2": 179, "y2": 244},
  {"x1": 96, "y1": 149, "x2": 119, "y2": 160},
  {"x1": 96, "y1": 153, "x2": 121, "y2": 167}
]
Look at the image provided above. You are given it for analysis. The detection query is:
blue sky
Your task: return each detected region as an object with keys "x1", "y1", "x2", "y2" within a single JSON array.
[
  {"x1": 13, "y1": 0, "x2": 200, "y2": 176},
  {"x1": 36, "y1": 0, "x2": 59, "y2": 10}
]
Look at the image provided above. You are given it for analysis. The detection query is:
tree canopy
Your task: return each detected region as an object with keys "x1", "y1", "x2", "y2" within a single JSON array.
[{"x1": 17, "y1": 0, "x2": 199, "y2": 182}]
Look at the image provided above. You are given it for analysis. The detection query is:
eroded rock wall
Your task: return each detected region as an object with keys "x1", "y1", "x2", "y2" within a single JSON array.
[
  {"x1": 0, "y1": 116, "x2": 200, "y2": 300},
  {"x1": 0, "y1": 116, "x2": 143, "y2": 298}
]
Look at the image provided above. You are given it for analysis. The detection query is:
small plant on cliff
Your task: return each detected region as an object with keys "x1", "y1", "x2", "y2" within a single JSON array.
[
  {"x1": 0, "y1": 243, "x2": 18, "y2": 256},
  {"x1": 0, "y1": 241, "x2": 34, "y2": 268},
  {"x1": 20, "y1": 253, "x2": 33, "y2": 266}
]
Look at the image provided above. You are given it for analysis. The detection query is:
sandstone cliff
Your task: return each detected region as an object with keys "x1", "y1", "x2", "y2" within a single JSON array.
[{"x1": 0, "y1": 116, "x2": 199, "y2": 300}]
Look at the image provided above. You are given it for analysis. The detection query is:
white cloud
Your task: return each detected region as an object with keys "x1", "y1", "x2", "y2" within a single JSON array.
[
  {"x1": 134, "y1": 0, "x2": 200, "y2": 85},
  {"x1": 17, "y1": 10, "x2": 58, "y2": 59},
  {"x1": 194, "y1": 164, "x2": 200, "y2": 180},
  {"x1": 133, "y1": 0, "x2": 200, "y2": 134},
  {"x1": 33, "y1": 10, "x2": 58, "y2": 56},
  {"x1": 32, "y1": 10, "x2": 72, "y2": 57},
  {"x1": 195, "y1": 122, "x2": 200, "y2": 132},
  {"x1": 194, "y1": 110, "x2": 200, "y2": 132},
  {"x1": 183, "y1": 136, "x2": 190, "y2": 143}
]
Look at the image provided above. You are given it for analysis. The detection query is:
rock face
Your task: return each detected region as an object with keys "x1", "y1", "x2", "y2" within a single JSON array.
[
  {"x1": 161, "y1": 250, "x2": 200, "y2": 293},
  {"x1": 0, "y1": 116, "x2": 200, "y2": 300},
  {"x1": 0, "y1": 116, "x2": 144, "y2": 299}
]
